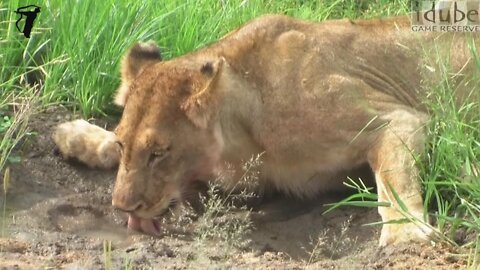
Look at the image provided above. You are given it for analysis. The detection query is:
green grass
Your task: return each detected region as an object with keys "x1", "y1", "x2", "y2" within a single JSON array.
[
  {"x1": 1, "y1": 0, "x2": 480, "y2": 264},
  {"x1": 421, "y1": 42, "x2": 480, "y2": 249},
  {"x1": 0, "y1": 0, "x2": 407, "y2": 117}
]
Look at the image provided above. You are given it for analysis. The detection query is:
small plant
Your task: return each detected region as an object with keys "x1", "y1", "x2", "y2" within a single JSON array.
[
  {"x1": 1, "y1": 167, "x2": 10, "y2": 243},
  {"x1": 0, "y1": 115, "x2": 13, "y2": 134},
  {"x1": 101, "y1": 240, "x2": 135, "y2": 269},
  {"x1": 329, "y1": 216, "x2": 357, "y2": 259},
  {"x1": 123, "y1": 257, "x2": 133, "y2": 270},
  {"x1": 194, "y1": 184, "x2": 253, "y2": 250},
  {"x1": 305, "y1": 215, "x2": 357, "y2": 265},
  {"x1": 190, "y1": 154, "x2": 263, "y2": 261},
  {"x1": 103, "y1": 240, "x2": 112, "y2": 270},
  {"x1": 0, "y1": 89, "x2": 39, "y2": 174},
  {"x1": 323, "y1": 177, "x2": 388, "y2": 214},
  {"x1": 305, "y1": 229, "x2": 328, "y2": 265}
]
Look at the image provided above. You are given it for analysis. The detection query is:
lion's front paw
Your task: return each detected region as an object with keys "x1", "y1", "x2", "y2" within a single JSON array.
[
  {"x1": 52, "y1": 119, "x2": 120, "y2": 169},
  {"x1": 379, "y1": 222, "x2": 433, "y2": 247}
]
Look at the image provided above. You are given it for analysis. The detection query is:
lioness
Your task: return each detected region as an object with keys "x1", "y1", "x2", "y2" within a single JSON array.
[{"x1": 53, "y1": 15, "x2": 479, "y2": 246}]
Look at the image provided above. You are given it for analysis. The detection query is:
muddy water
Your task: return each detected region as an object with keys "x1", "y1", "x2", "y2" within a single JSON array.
[{"x1": 46, "y1": 201, "x2": 127, "y2": 243}]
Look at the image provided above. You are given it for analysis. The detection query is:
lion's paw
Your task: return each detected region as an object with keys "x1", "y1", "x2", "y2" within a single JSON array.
[
  {"x1": 52, "y1": 119, "x2": 120, "y2": 169},
  {"x1": 379, "y1": 222, "x2": 434, "y2": 247}
]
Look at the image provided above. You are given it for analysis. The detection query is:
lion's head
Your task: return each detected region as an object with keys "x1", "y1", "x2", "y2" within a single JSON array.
[{"x1": 111, "y1": 42, "x2": 226, "y2": 235}]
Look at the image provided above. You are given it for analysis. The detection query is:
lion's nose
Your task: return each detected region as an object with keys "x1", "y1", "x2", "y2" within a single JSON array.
[{"x1": 112, "y1": 198, "x2": 146, "y2": 213}]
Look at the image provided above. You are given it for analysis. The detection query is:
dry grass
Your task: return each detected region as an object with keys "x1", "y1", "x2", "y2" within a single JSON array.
[{"x1": 304, "y1": 215, "x2": 358, "y2": 265}]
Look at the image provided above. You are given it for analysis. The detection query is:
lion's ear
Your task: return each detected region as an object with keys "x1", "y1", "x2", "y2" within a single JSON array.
[
  {"x1": 114, "y1": 41, "x2": 162, "y2": 107},
  {"x1": 181, "y1": 58, "x2": 225, "y2": 129}
]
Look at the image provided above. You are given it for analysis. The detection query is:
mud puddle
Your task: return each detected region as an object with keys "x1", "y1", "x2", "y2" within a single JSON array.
[{"x1": 0, "y1": 108, "x2": 468, "y2": 269}]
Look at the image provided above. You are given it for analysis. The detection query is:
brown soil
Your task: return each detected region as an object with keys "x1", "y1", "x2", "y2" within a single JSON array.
[{"x1": 0, "y1": 108, "x2": 468, "y2": 269}]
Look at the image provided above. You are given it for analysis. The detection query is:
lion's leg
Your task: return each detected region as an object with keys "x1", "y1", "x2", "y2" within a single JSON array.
[{"x1": 367, "y1": 110, "x2": 432, "y2": 246}]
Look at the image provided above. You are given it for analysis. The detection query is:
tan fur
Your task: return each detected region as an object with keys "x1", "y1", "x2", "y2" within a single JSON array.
[
  {"x1": 53, "y1": 15, "x2": 479, "y2": 246},
  {"x1": 52, "y1": 120, "x2": 120, "y2": 169}
]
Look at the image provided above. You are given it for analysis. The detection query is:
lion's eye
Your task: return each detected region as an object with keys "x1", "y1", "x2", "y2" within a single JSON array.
[
  {"x1": 148, "y1": 148, "x2": 169, "y2": 166},
  {"x1": 152, "y1": 151, "x2": 165, "y2": 158}
]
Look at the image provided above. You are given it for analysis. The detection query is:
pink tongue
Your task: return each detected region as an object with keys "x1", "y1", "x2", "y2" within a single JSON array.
[{"x1": 127, "y1": 214, "x2": 160, "y2": 235}]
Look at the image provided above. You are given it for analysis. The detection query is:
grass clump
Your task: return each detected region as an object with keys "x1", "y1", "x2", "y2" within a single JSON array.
[
  {"x1": 421, "y1": 40, "x2": 480, "y2": 249},
  {"x1": 174, "y1": 153, "x2": 262, "y2": 265},
  {"x1": 192, "y1": 154, "x2": 263, "y2": 259},
  {"x1": 194, "y1": 184, "x2": 253, "y2": 250}
]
